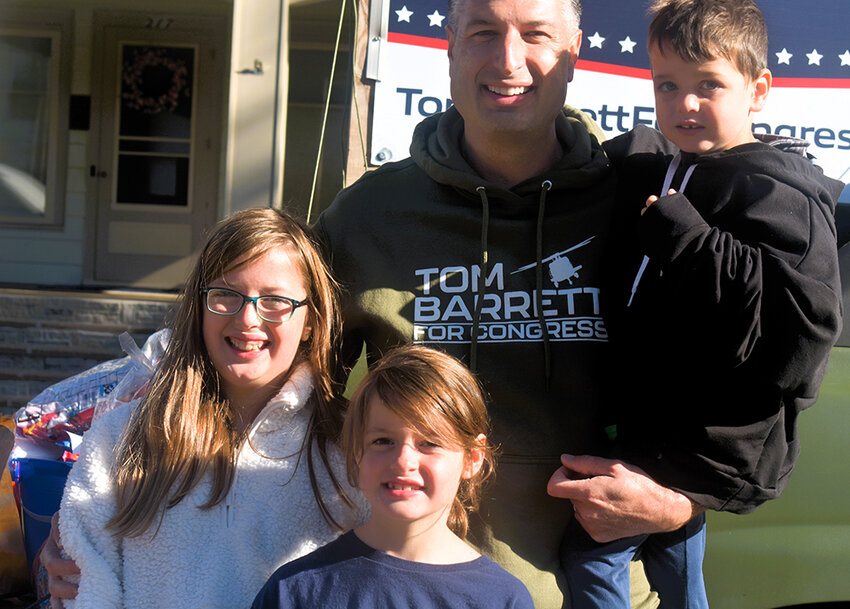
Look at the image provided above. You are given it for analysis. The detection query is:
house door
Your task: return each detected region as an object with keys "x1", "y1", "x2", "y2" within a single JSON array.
[{"x1": 88, "y1": 12, "x2": 226, "y2": 289}]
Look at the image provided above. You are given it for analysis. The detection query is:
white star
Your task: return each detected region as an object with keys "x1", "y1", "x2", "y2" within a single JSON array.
[
  {"x1": 619, "y1": 36, "x2": 636, "y2": 53},
  {"x1": 806, "y1": 49, "x2": 823, "y2": 66},
  {"x1": 427, "y1": 10, "x2": 445, "y2": 27},
  {"x1": 588, "y1": 32, "x2": 605, "y2": 49},
  {"x1": 775, "y1": 48, "x2": 793, "y2": 65},
  {"x1": 840, "y1": 50, "x2": 850, "y2": 67},
  {"x1": 395, "y1": 5, "x2": 412, "y2": 22}
]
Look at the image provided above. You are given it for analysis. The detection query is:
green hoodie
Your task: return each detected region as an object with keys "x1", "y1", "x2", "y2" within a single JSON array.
[{"x1": 317, "y1": 106, "x2": 622, "y2": 607}]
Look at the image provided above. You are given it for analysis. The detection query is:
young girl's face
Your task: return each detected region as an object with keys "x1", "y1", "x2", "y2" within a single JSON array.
[
  {"x1": 357, "y1": 396, "x2": 483, "y2": 532},
  {"x1": 202, "y1": 245, "x2": 312, "y2": 408}
]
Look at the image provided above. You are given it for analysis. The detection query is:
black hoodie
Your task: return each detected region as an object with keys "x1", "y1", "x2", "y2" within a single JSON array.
[
  {"x1": 317, "y1": 106, "x2": 617, "y2": 605},
  {"x1": 319, "y1": 106, "x2": 617, "y2": 462},
  {"x1": 603, "y1": 125, "x2": 844, "y2": 513}
]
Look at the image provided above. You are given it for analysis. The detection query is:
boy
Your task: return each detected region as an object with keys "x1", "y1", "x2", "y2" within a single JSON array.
[{"x1": 556, "y1": 0, "x2": 844, "y2": 607}]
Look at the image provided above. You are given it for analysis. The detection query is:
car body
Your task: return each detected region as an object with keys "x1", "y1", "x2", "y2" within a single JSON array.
[{"x1": 703, "y1": 184, "x2": 850, "y2": 609}]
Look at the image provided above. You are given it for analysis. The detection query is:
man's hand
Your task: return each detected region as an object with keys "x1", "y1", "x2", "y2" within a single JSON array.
[
  {"x1": 40, "y1": 513, "x2": 79, "y2": 608},
  {"x1": 547, "y1": 454, "x2": 704, "y2": 543}
]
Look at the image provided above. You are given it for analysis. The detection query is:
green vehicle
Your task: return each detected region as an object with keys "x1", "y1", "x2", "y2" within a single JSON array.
[{"x1": 703, "y1": 187, "x2": 850, "y2": 609}]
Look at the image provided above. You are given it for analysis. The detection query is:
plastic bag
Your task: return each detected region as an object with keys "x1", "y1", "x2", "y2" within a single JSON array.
[
  {"x1": 93, "y1": 328, "x2": 170, "y2": 421},
  {"x1": 13, "y1": 329, "x2": 170, "y2": 455}
]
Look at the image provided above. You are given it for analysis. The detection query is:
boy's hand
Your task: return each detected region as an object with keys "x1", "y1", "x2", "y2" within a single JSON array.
[{"x1": 641, "y1": 189, "x2": 677, "y2": 216}]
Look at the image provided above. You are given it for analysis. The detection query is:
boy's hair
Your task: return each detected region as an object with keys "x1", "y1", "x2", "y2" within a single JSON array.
[
  {"x1": 342, "y1": 345, "x2": 495, "y2": 539},
  {"x1": 647, "y1": 0, "x2": 768, "y2": 81},
  {"x1": 108, "y1": 207, "x2": 348, "y2": 537},
  {"x1": 446, "y1": 0, "x2": 582, "y2": 33}
]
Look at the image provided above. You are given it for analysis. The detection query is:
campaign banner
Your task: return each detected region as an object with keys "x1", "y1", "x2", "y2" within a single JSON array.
[
  {"x1": 370, "y1": 0, "x2": 451, "y2": 165},
  {"x1": 370, "y1": 0, "x2": 850, "y2": 183},
  {"x1": 570, "y1": 0, "x2": 850, "y2": 181}
]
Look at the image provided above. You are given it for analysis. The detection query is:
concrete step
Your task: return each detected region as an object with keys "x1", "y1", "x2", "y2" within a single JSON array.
[
  {"x1": 0, "y1": 288, "x2": 173, "y2": 332},
  {"x1": 0, "y1": 325, "x2": 153, "y2": 357},
  {"x1": 0, "y1": 288, "x2": 175, "y2": 416}
]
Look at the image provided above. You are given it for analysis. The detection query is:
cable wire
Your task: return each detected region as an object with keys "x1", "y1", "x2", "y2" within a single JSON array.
[{"x1": 307, "y1": 0, "x2": 348, "y2": 223}]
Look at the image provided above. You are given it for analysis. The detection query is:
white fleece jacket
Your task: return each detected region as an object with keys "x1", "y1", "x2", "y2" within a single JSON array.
[{"x1": 58, "y1": 365, "x2": 368, "y2": 609}]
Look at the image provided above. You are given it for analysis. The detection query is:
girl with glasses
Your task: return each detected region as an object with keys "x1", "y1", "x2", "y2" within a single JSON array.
[{"x1": 44, "y1": 208, "x2": 367, "y2": 609}]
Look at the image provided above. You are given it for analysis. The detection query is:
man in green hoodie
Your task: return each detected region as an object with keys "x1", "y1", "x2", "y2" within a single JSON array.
[{"x1": 316, "y1": 0, "x2": 700, "y2": 606}]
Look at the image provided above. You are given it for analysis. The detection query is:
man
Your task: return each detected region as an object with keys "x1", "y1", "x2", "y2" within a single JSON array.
[{"x1": 316, "y1": 0, "x2": 699, "y2": 606}]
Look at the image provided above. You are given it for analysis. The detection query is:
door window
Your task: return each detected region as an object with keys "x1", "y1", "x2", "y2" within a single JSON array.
[{"x1": 115, "y1": 45, "x2": 195, "y2": 208}]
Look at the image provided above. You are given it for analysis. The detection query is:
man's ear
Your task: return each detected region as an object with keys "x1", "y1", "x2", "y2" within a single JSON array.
[
  {"x1": 462, "y1": 433, "x2": 487, "y2": 479},
  {"x1": 565, "y1": 29, "x2": 583, "y2": 82},
  {"x1": 750, "y1": 68, "x2": 771, "y2": 112},
  {"x1": 447, "y1": 25, "x2": 456, "y2": 65}
]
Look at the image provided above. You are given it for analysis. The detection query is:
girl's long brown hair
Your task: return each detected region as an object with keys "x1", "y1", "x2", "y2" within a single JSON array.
[
  {"x1": 107, "y1": 208, "x2": 350, "y2": 537},
  {"x1": 342, "y1": 345, "x2": 495, "y2": 539}
]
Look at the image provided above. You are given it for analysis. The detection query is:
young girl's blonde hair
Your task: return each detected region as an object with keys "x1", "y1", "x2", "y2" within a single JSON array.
[
  {"x1": 107, "y1": 208, "x2": 348, "y2": 537},
  {"x1": 342, "y1": 345, "x2": 495, "y2": 539}
]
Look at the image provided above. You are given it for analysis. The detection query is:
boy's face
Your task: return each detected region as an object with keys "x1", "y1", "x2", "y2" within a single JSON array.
[{"x1": 649, "y1": 43, "x2": 770, "y2": 155}]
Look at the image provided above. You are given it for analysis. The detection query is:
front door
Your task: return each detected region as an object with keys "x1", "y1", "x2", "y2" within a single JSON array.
[{"x1": 88, "y1": 11, "x2": 226, "y2": 288}]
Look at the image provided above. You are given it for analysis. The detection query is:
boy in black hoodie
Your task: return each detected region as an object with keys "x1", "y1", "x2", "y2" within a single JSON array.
[{"x1": 552, "y1": 0, "x2": 843, "y2": 607}]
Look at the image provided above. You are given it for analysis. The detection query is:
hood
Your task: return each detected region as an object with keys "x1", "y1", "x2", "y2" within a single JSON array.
[
  {"x1": 755, "y1": 134, "x2": 845, "y2": 205},
  {"x1": 251, "y1": 362, "x2": 314, "y2": 437},
  {"x1": 675, "y1": 132, "x2": 845, "y2": 209},
  {"x1": 409, "y1": 104, "x2": 611, "y2": 199}
]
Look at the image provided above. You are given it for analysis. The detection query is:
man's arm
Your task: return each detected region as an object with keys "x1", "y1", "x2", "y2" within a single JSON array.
[
  {"x1": 313, "y1": 210, "x2": 368, "y2": 392},
  {"x1": 547, "y1": 454, "x2": 704, "y2": 543},
  {"x1": 39, "y1": 514, "x2": 80, "y2": 608}
]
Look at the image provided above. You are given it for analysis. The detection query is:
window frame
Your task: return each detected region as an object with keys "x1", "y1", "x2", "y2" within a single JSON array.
[{"x1": 0, "y1": 8, "x2": 72, "y2": 228}]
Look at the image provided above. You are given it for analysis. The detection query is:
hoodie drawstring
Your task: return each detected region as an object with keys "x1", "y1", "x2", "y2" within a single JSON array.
[
  {"x1": 471, "y1": 186, "x2": 490, "y2": 372},
  {"x1": 536, "y1": 180, "x2": 553, "y2": 389},
  {"x1": 471, "y1": 181, "x2": 553, "y2": 389},
  {"x1": 627, "y1": 153, "x2": 697, "y2": 307}
]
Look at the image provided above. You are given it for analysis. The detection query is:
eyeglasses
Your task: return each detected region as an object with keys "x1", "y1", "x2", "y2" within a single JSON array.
[{"x1": 201, "y1": 287, "x2": 308, "y2": 323}]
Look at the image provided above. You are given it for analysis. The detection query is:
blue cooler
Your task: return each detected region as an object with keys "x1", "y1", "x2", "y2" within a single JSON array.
[{"x1": 10, "y1": 457, "x2": 73, "y2": 572}]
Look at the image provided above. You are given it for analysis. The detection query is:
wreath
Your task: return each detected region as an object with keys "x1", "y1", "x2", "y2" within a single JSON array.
[{"x1": 122, "y1": 47, "x2": 189, "y2": 115}]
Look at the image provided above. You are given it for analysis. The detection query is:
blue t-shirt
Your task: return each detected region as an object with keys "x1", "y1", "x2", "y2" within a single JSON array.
[{"x1": 252, "y1": 531, "x2": 534, "y2": 609}]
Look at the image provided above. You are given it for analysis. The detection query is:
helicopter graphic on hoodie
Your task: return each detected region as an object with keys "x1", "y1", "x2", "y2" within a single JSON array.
[{"x1": 510, "y1": 237, "x2": 594, "y2": 287}]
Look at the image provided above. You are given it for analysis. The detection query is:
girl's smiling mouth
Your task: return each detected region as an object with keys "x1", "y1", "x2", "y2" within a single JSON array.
[{"x1": 227, "y1": 337, "x2": 269, "y2": 352}]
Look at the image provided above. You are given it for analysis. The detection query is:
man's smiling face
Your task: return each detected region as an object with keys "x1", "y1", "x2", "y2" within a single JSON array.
[{"x1": 446, "y1": 0, "x2": 582, "y2": 144}]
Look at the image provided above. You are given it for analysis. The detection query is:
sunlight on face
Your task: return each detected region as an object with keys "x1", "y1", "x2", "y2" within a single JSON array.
[
  {"x1": 202, "y1": 246, "x2": 312, "y2": 409},
  {"x1": 446, "y1": 0, "x2": 582, "y2": 144},
  {"x1": 356, "y1": 397, "x2": 480, "y2": 534},
  {"x1": 650, "y1": 43, "x2": 770, "y2": 155}
]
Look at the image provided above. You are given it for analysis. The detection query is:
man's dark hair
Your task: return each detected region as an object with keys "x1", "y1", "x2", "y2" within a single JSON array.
[{"x1": 447, "y1": 0, "x2": 582, "y2": 33}]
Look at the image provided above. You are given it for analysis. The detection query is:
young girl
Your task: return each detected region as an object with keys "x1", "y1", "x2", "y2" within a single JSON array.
[
  {"x1": 251, "y1": 345, "x2": 534, "y2": 609},
  {"x1": 54, "y1": 208, "x2": 366, "y2": 609}
]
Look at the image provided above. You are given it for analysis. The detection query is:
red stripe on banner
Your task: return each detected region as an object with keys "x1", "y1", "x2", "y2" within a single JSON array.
[
  {"x1": 576, "y1": 59, "x2": 651, "y2": 79},
  {"x1": 575, "y1": 61, "x2": 850, "y2": 89},
  {"x1": 772, "y1": 77, "x2": 850, "y2": 89},
  {"x1": 387, "y1": 32, "x2": 448, "y2": 50}
]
